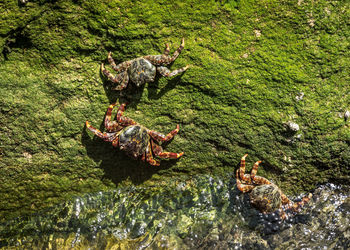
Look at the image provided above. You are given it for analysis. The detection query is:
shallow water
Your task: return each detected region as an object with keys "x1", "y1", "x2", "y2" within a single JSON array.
[{"x1": 0, "y1": 175, "x2": 349, "y2": 249}]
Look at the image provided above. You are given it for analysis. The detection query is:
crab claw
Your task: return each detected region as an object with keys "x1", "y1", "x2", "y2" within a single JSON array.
[
  {"x1": 184, "y1": 65, "x2": 191, "y2": 70},
  {"x1": 181, "y1": 37, "x2": 185, "y2": 47}
]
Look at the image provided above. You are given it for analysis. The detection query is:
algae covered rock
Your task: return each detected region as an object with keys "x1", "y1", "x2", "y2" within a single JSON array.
[{"x1": 0, "y1": 0, "x2": 349, "y2": 220}]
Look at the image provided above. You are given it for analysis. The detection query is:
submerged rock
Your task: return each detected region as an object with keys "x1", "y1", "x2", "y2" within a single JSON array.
[{"x1": 0, "y1": 176, "x2": 348, "y2": 249}]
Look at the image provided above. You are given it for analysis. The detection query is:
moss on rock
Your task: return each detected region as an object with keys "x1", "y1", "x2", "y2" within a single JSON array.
[{"x1": 0, "y1": 0, "x2": 349, "y2": 220}]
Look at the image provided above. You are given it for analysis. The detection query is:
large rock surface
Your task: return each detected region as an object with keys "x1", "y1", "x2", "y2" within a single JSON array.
[{"x1": 0, "y1": 0, "x2": 349, "y2": 220}]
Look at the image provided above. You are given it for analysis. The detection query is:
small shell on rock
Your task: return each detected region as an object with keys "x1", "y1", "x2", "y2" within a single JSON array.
[{"x1": 286, "y1": 121, "x2": 300, "y2": 132}]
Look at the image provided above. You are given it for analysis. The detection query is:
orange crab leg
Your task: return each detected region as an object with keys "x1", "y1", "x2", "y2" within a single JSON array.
[
  {"x1": 144, "y1": 141, "x2": 160, "y2": 166},
  {"x1": 116, "y1": 103, "x2": 137, "y2": 126},
  {"x1": 150, "y1": 140, "x2": 162, "y2": 155},
  {"x1": 86, "y1": 121, "x2": 118, "y2": 142},
  {"x1": 248, "y1": 160, "x2": 272, "y2": 185},
  {"x1": 111, "y1": 138, "x2": 119, "y2": 147},
  {"x1": 250, "y1": 160, "x2": 262, "y2": 180},
  {"x1": 286, "y1": 193, "x2": 313, "y2": 212},
  {"x1": 148, "y1": 124, "x2": 180, "y2": 142},
  {"x1": 251, "y1": 176, "x2": 271, "y2": 185},
  {"x1": 104, "y1": 103, "x2": 122, "y2": 131},
  {"x1": 238, "y1": 154, "x2": 251, "y2": 182},
  {"x1": 281, "y1": 193, "x2": 292, "y2": 205},
  {"x1": 280, "y1": 210, "x2": 287, "y2": 220},
  {"x1": 236, "y1": 174, "x2": 255, "y2": 193},
  {"x1": 151, "y1": 141, "x2": 184, "y2": 159},
  {"x1": 157, "y1": 152, "x2": 184, "y2": 159}
]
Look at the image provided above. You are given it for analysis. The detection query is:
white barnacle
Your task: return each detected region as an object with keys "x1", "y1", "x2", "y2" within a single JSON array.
[{"x1": 286, "y1": 121, "x2": 300, "y2": 132}]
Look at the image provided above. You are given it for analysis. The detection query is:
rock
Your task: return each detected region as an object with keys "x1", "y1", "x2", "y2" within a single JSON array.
[{"x1": 0, "y1": 0, "x2": 349, "y2": 221}]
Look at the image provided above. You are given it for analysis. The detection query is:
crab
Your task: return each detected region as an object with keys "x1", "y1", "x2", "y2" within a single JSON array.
[
  {"x1": 85, "y1": 103, "x2": 184, "y2": 166},
  {"x1": 101, "y1": 38, "x2": 189, "y2": 90},
  {"x1": 236, "y1": 154, "x2": 312, "y2": 219}
]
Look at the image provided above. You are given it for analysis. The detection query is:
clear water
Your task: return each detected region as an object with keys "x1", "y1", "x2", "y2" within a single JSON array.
[{"x1": 0, "y1": 175, "x2": 349, "y2": 249}]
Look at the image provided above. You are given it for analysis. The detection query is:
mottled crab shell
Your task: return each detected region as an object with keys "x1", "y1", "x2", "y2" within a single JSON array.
[
  {"x1": 128, "y1": 58, "x2": 156, "y2": 87},
  {"x1": 249, "y1": 184, "x2": 282, "y2": 213},
  {"x1": 119, "y1": 125, "x2": 150, "y2": 158}
]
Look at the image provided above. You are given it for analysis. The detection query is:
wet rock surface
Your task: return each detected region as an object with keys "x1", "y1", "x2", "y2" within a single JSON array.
[
  {"x1": 1, "y1": 176, "x2": 348, "y2": 249},
  {"x1": 1, "y1": 0, "x2": 350, "y2": 220}
]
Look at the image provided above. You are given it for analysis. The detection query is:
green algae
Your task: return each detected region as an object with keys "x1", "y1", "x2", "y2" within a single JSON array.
[{"x1": 0, "y1": 0, "x2": 349, "y2": 220}]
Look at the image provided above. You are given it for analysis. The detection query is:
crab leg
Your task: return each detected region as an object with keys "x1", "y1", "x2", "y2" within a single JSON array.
[
  {"x1": 111, "y1": 138, "x2": 119, "y2": 147},
  {"x1": 250, "y1": 160, "x2": 262, "y2": 180},
  {"x1": 251, "y1": 175, "x2": 271, "y2": 185},
  {"x1": 143, "y1": 141, "x2": 160, "y2": 166},
  {"x1": 144, "y1": 38, "x2": 185, "y2": 65},
  {"x1": 236, "y1": 174, "x2": 255, "y2": 193},
  {"x1": 106, "y1": 52, "x2": 133, "y2": 73},
  {"x1": 148, "y1": 124, "x2": 180, "y2": 142},
  {"x1": 86, "y1": 121, "x2": 118, "y2": 142},
  {"x1": 249, "y1": 161, "x2": 271, "y2": 185},
  {"x1": 151, "y1": 141, "x2": 162, "y2": 155},
  {"x1": 157, "y1": 151, "x2": 184, "y2": 159},
  {"x1": 166, "y1": 38, "x2": 185, "y2": 64},
  {"x1": 163, "y1": 43, "x2": 170, "y2": 56},
  {"x1": 157, "y1": 65, "x2": 189, "y2": 77},
  {"x1": 116, "y1": 103, "x2": 137, "y2": 126},
  {"x1": 281, "y1": 193, "x2": 292, "y2": 205},
  {"x1": 280, "y1": 210, "x2": 287, "y2": 220},
  {"x1": 151, "y1": 141, "x2": 184, "y2": 159},
  {"x1": 238, "y1": 154, "x2": 252, "y2": 182},
  {"x1": 104, "y1": 103, "x2": 122, "y2": 132},
  {"x1": 101, "y1": 64, "x2": 130, "y2": 90},
  {"x1": 111, "y1": 72, "x2": 129, "y2": 91},
  {"x1": 285, "y1": 193, "x2": 313, "y2": 212}
]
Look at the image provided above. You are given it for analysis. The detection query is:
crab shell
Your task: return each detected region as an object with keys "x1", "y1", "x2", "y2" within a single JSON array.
[
  {"x1": 249, "y1": 183, "x2": 282, "y2": 213},
  {"x1": 119, "y1": 125, "x2": 150, "y2": 158},
  {"x1": 128, "y1": 58, "x2": 156, "y2": 87}
]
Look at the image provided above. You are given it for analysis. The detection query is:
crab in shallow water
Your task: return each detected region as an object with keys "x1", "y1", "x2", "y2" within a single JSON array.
[
  {"x1": 236, "y1": 154, "x2": 312, "y2": 219},
  {"x1": 101, "y1": 38, "x2": 189, "y2": 90},
  {"x1": 86, "y1": 103, "x2": 184, "y2": 166}
]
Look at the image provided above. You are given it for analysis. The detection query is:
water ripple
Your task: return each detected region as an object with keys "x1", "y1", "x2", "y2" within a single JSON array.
[{"x1": 0, "y1": 177, "x2": 349, "y2": 249}]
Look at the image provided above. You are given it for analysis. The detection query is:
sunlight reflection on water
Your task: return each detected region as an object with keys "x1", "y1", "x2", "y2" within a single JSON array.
[{"x1": 0, "y1": 176, "x2": 349, "y2": 249}]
